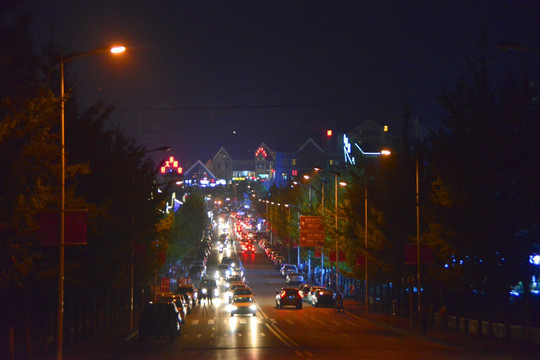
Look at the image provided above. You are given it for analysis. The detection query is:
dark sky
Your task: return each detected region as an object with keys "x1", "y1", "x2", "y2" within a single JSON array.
[{"x1": 21, "y1": 0, "x2": 540, "y2": 167}]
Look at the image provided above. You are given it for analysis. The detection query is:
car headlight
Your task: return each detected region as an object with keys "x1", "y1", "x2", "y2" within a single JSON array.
[
  {"x1": 214, "y1": 288, "x2": 219, "y2": 296},
  {"x1": 202, "y1": 288, "x2": 207, "y2": 294},
  {"x1": 225, "y1": 283, "x2": 230, "y2": 288},
  {"x1": 249, "y1": 304, "x2": 256, "y2": 310},
  {"x1": 230, "y1": 305, "x2": 238, "y2": 311}
]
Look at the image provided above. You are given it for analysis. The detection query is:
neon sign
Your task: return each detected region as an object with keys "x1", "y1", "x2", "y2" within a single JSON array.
[
  {"x1": 255, "y1": 147, "x2": 267, "y2": 158},
  {"x1": 160, "y1": 156, "x2": 183, "y2": 174}
]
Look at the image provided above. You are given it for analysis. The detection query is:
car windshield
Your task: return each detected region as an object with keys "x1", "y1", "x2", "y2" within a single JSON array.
[{"x1": 233, "y1": 296, "x2": 253, "y2": 303}]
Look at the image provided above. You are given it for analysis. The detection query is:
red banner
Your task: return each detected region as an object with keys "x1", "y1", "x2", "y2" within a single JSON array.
[
  {"x1": 39, "y1": 209, "x2": 88, "y2": 245},
  {"x1": 404, "y1": 244, "x2": 434, "y2": 264},
  {"x1": 329, "y1": 250, "x2": 346, "y2": 262}
]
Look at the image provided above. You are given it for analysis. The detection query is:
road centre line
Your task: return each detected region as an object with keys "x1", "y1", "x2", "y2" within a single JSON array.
[{"x1": 264, "y1": 323, "x2": 299, "y2": 348}]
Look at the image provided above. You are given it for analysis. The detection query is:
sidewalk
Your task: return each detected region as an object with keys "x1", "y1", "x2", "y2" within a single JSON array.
[
  {"x1": 33, "y1": 322, "x2": 137, "y2": 360},
  {"x1": 342, "y1": 299, "x2": 540, "y2": 358}
]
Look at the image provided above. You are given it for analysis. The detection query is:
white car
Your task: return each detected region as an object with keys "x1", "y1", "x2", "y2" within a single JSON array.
[
  {"x1": 286, "y1": 272, "x2": 304, "y2": 285},
  {"x1": 280, "y1": 264, "x2": 298, "y2": 277}
]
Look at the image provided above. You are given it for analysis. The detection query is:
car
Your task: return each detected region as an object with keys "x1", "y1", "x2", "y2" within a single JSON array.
[
  {"x1": 139, "y1": 302, "x2": 182, "y2": 343},
  {"x1": 243, "y1": 243, "x2": 255, "y2": 254},
  {"x1": 275, "y1": 287, "x2": 303, "y2": 309},
  {"x1": 221, "y1": 256, "x2": 236, "y2": 269},
  {"x1": 157, "y1": 293, "x2": 187, "y2": 323},
  {"x1": 176, "y1": 283, "x2": 197, "y2": 309},
  {"x1": 215, "y1": 264, "x2": 231, "y2": 282},
  {"x1": 273, "y1": 255, "x2": 285, "y2": 268},
  {"x1": 189, "y1": 264, "x2": 205, "y2": 280},
  {"x1": 286, "y1": 271, "x2": 304, "y2": 285},
  {"x1": 306, "y1": 286, "x2": 326, "y2": 303},
  {"x1": 280, "y1": 264, "x2": 298, "y2": 277},
  {"x1": 233, "y1": 286, "x2": 253, "y2": 297},
  {"x1": 298, "y1": 284, "x2": 312, "y2": 300},
  {"x1": 227, "y1": 281, "x2": 248, "y2": 303},
  {"x1": 230, "y1": 295, "x2": 257, "y2": 316},
  {"x1": 225, "y1": 274, "x2": 245, "y2": 288},
  {"x1": 310, "y1": 288, "x2": 336, "y2": 307}
]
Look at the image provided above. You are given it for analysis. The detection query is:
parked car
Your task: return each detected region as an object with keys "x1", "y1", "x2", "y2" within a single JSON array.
[
  {"x1": 280, "y1": 264, "x2": 298, "y2": 277},
  {"x1": 310, "y1": 288, "x2": 336, "y2": 307},
  {"x1": 230, "y1": 294, "x2": 257, "y2": 316},
  {"x1": 298, "y1": 283, "x2": 312, "y2": 300},
  {"x1": 157, "y1": 293, "x2": 187, "y2": 323},
  {"x1": 176, "y1": 283, "x2": 197, "y2": 309},
  {"x1": 139, "y1": 302, "x2": 181, "y2": 343},
  {"x1": 273, "y1": 255, "x2": 285, "y2": 268},
  {"x1": 305, "y1": 286, "x2": 326, "y2": 303},
  {"x1": 275, "y1": 287, "x2": 303, "y2": 309},
  {"x1": 286, "y1": 271, "x2": 304, "y2": 285}
]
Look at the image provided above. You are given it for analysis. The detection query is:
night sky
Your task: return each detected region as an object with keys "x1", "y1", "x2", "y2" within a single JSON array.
[{"x1": 21, "y1": 0, "x2": 540, "y2": 167}]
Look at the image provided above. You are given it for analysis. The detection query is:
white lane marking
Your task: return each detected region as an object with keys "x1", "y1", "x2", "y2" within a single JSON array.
[
  {"x1": 208, "y1": 319, "x2": 215, "y2": 325},
  {"x1": 191, "y1": 319, "x2": 199, "y2": 325},
  {"x1": 264, "y1": 323, "x2": 292, "y2": 347},
  {"x1": 239, "y1": 318, "x2": 247, "y2": 324},
  {"x1": 270, "y1": 318, "x2": 278, "y2": 324},
  {"x1": 345, "y1": 320, "x2": 359, "y2": 327}
]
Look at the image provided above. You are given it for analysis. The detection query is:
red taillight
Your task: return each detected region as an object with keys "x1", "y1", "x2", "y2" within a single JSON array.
[
  {"x1": 299, "y1": 292, "x2": 303, "y2": 298},
  {"x1": 280, "y1": 290, "x2": 286, "y2": 298}
]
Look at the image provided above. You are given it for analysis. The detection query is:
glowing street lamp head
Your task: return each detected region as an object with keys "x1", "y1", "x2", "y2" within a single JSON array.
[
  {"x1": 110, "y1": 45, "x2": 126, "y2": 54},
  {"x1": 381, "y1": 149, "x2": 392, "y2": 156}
]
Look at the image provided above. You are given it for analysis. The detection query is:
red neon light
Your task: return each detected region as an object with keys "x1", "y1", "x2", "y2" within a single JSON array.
[{"x1": 255, "y1": 147, "x2": 267, "y2": 158}]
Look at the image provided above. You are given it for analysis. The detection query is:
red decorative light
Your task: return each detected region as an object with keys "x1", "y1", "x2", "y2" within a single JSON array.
[
  {"x1": 161, "y1": 156, "x2": 182, "y2": 174},
  {"x1": 255, "y1": 147, "x2": 267, "y2": 158},
  {"x1": 326, "y1": 129, "x2": 333, "y2": 137}
]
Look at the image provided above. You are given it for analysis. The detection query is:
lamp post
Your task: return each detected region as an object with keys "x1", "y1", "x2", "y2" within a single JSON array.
[
  {"x1": 56, "y1": 45, "x2": 125, "y2": 360},
  {"x1": 130, "y1": 146, "x2": 171, "y2": 332},
  {"x1": 356, "y1": 147, "x2": 391, "y2": 314},
  {"x1": 333, "y1": 173, "x2": 348, "y2": 291}
]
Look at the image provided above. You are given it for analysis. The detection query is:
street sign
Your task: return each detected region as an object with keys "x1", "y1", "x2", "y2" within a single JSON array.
[
  {"x1": 299, "y1": 216, "x2": 325, "y2": 247},
  {"x1": 160, "y1": 277, "x2": 170, "y2": 292}
]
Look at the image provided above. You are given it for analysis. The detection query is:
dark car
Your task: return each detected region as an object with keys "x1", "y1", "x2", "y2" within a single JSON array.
[
  {"x1": 176, "y1": 283, "x2": 197, "y2": 309},
  {"x1": 275, "y1": 287, "x2": 303, "y2": 309},
  {"x1": 139, "y1": 302, "x2": 181, "y2": 343},
  {"x1": 157, "y1": 293, "x2": 187, "y2": 323},
  {"x1": 310, "y1": 288, "x2": 336, "y2": 307}
]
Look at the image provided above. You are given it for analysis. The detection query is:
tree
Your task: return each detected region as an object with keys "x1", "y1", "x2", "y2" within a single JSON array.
[{"x1": 425, "y1": 40, "x2": 540, "y2": 325}]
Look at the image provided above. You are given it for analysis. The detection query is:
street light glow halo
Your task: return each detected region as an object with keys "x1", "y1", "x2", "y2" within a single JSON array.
[{"x1": 110, "y1": 45, "x2": 126, "y2": 54}]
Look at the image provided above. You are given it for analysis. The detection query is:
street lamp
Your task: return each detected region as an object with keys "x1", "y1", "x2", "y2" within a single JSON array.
[
  {"x1": 130, "y1": 146, "x2": 171, "y2": 332},
  {"x1": 356, "y1": 147, "x2": 390, "y2": 314},
  {"x1": 56, "y1": 45, "x2": 125, "y2": 360}
]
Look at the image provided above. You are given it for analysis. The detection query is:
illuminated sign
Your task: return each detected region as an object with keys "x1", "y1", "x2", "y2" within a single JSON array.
[
  {"x1": 343, "y1": 134, "x2": 355, "y2": 164},
  {"x1": 255, "y1": 147, "x2": 267, "y2": 158},
  {"x1": 160, "y1": 156, "x2": 183, "y2": 174}
]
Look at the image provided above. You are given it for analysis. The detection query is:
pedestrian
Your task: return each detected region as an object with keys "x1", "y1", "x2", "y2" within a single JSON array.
[{"x1": 349, "y1": 284, "x2": 354, "y2": 299}]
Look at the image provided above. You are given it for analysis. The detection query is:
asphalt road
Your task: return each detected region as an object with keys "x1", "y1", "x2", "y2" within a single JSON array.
[{"x1": 110, "y1": 232, "x2": 514, "y2": 360}]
